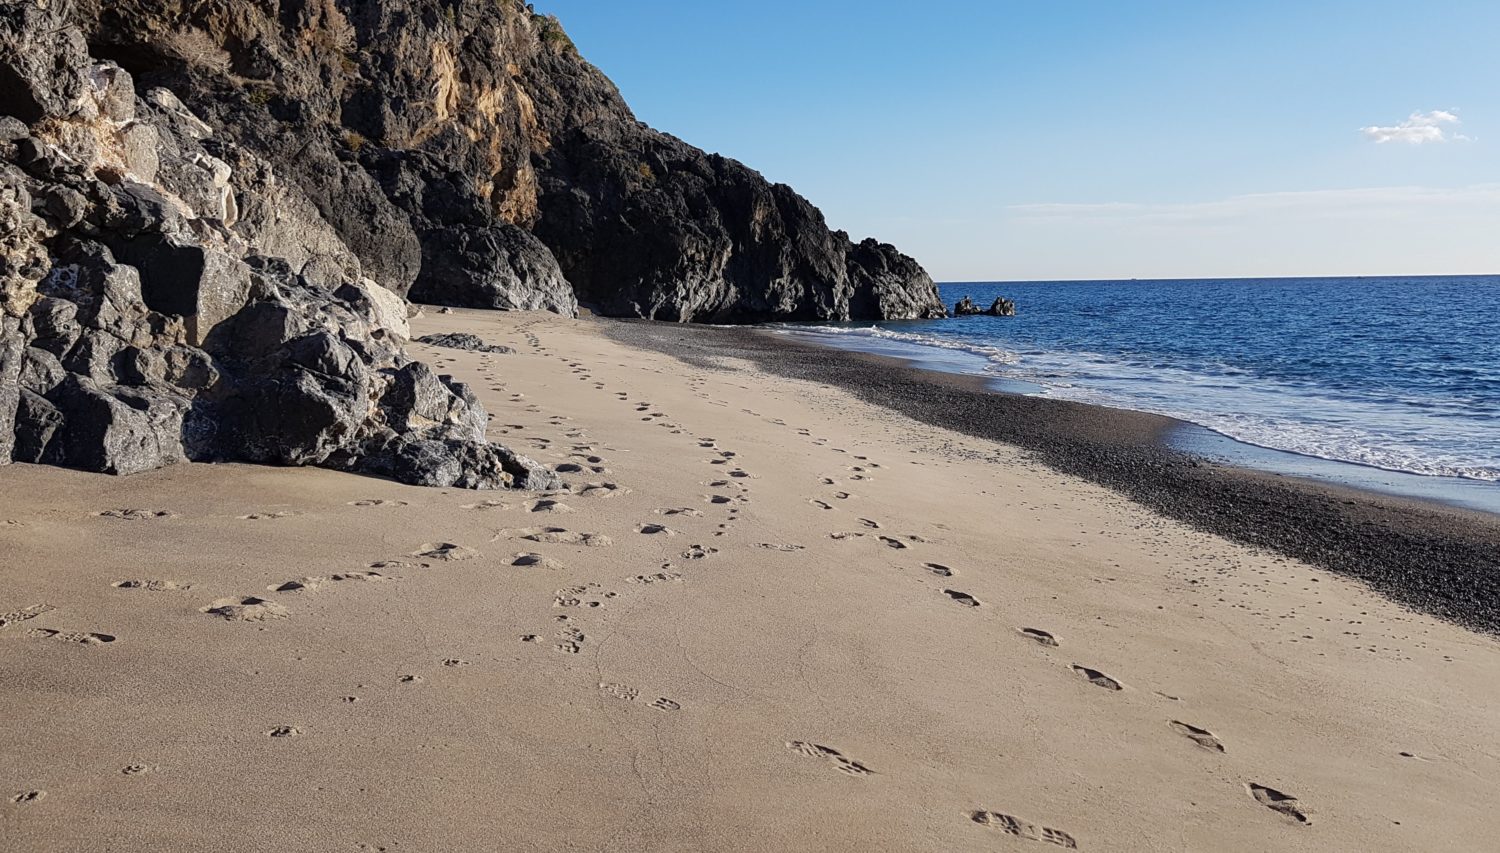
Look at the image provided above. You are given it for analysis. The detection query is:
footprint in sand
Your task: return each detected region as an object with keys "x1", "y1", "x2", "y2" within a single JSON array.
[
  {"x1": 512, "y1": 553, "x2": 566, "y2": 569},
  {"x1": 29, "y1": 628, "x2": 116, "y2": 646},
  {"x1": 0, "y1": 604, "x2": 56, "y2": 629},
  {"x1": 1072, "y1": 665, "x2": 1123, "y2": 691},
  {"x1": 858, "y1": 518, "x2": 881, "y2": 529},
  {"x1": 785, "y1": 742, "x2": 874, "y2": 777},
  {"x1": 1247, "y1": 783, "x2": 1309, "y2": 824},
  {"x1": 600, "y1": 683, "x2": 640, "y2": 701},
  {"x1": 555, "y1": 585, "x2": 607, "y2": 608},
  {"x1": 681, "y1": 545, "x2": 719, "y2": 560},
  {"x1": 347, "y1": 499, "x2": 409, "y2": 508},
  {"x1": 656, "y1": 507, "x2": 703, "y2": 518},
  {"x1": 651, "y1": 697, "x2": 682, "y2": 712},
  {"x1": 576, "y1": 482, "x2": 628, "y2": 499},
  {"x1": 266, "y1": 726, "x2": 302, "y2": 738},
  {"x1": 878, "y1": 536, "x2": 909, "y2": 550},
  {"x1": 1170, "y1": 721, "x2": 1225, "y2": 752},
  {"x1": 238, "y1": 511, "x2": 299, "y2": 521},
  {"x1": 829, "y1": 532, "x2": 867, "y2": 541},
  {"x1": 970, "y1": 812, "x2": 1078, "y2": 848},
  {"x1": 506, "y1": 527, "x2": 613, "y2": 548},
  {"x1": 923, "y1": 563, "x2": 954, "y2": 577},
  {"x1": 11, "y1": 790, "x2": 46, "y2": 805},
  {"x1": 121, "y1": 764, "x2": 154, "y2": 777},
  {"x1": 627, "y1": 571, "x2": 684, "y2": 585},
  {"x1": 555, "y1": 626, "x2": 586, "y2": 654},
  {"x1": 754, "y1": 543, "x2": 806, "y2": 552},
  {"x1": 637, "y1": 523, "x2": 678, "y2": 536},
  {"x1": 202, "y1": 597, "x2": 290, "y2": 622},
  {"x1": 97, "y1": 509, "x2": 177, "y2": 521},
  {"x1": 1019, "y1": 628, "x2": 1059, "y2": 647},
  {"x1": 527, "y1": 499, "x2": 575, "y2": 514},
  {"x1": 461, "y1": 499, "x2": 512, "y2": 511},
  {"x1": 268, "y1": 572, "x2": 387, "y2": 593},
  {"x1": 113, "y1": 580, "x2": 191, "y2": 592},
  {"x1": 370, "y1": 560, "x2": 429, "y2": 571},
  {"x1": 943, "y1": 590, "x2": 981, "y2": 608},
  {"x1": 413, "y1": 543, "x2": 480, "y2": 561},
  {"x1": 808, "y1": 499, "x2": 834, "y2": 510}
]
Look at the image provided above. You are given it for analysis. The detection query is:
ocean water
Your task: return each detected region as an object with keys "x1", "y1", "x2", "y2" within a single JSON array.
[{"x1": 781, "y1": 277, "x2": 1500, "y2": 510}]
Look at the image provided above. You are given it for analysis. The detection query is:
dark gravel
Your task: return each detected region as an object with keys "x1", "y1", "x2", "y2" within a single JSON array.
[{"x1": 602, "y1": 319, "x2": 1500, "y2": 635}]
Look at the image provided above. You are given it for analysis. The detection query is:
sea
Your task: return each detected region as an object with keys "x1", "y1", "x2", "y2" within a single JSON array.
[{"x1": 778, "y1": 276, "x2": 1500, "y2": 515}]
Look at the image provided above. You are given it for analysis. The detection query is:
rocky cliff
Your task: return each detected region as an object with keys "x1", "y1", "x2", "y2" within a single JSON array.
[
  {"x1": 1, "y1": 0, "x2": 559, "y2": 489},
  {"x1": 69, "y1": 0, "x2": 945, "y2": 322},
  {"x1": 1, "y1": 0, "x2": 940, "y2": 486}
]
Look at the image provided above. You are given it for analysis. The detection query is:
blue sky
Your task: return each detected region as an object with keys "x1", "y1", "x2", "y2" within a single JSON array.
[{"x1": 533, "y1": 1, "x2": 1500, "y2": 280}]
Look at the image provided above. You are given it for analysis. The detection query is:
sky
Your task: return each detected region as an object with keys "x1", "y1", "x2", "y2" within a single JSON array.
[{"x1": 532, "y1": 0, "x2": 1500, "y2": 281}]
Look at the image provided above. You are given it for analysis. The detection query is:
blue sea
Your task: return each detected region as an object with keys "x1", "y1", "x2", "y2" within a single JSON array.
[{"x1": 781, "y1": 277, "x2": 1500, "y2": 514}]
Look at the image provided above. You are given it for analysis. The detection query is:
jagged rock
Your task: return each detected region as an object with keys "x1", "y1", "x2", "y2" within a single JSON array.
[
  {"x1": 71, "y1": 0, "x2": 944, "y2": 322},
  {"x1": 0, "y1": 1, "x2": 551, "y2": 491},
  {"x1": 410, "y1": 223, "x2": 577, "y2": 314},
  {"x1": 415, "y1": 333, "x2": 514, "y2": 355},
  {"x1": 954, "y1": 295, "x2": 1017, "y2": 317}
]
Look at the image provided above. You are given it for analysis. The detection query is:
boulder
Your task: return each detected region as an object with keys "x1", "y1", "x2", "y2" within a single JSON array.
[
  {"x1": 409, "y1": 224, "x2": 578, "y2": 315},
  {"x1": 0, "y1": 1, "x2": 553, "y2": 491},
  {"x1": 414, "y1": 333, "x2": 514, "y2": 354}
]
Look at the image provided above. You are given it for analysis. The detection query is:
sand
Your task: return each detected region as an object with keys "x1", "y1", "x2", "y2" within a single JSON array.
[{"x1": 3, "y1": 308, "x2": 1499, "y2": 852}]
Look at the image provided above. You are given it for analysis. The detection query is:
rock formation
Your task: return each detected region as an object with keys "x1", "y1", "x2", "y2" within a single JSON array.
[
  {"x1": 2, "y1": 0, "x2": 943, "y2": 487},
  {"x1": 0, "y1": 0, "x2": 558, "y2": 490},
  {"x1": 69, "y1": 0, "x2": 945, "y2": 322},
  {"x1": 954, "y1": 295, "x2": 1016, "y2": 317}
]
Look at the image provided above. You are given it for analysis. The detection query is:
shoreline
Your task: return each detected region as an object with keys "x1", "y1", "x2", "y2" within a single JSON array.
[
  {"x1": 776, "y1": 323, "x2": 1500, "y2": 515},
  {"x1": 601, "y1": 319, "x2": 1500, "y2": 635}
]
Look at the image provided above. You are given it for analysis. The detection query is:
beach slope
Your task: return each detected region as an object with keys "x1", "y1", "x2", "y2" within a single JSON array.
[{"x1": 3, "y1": 310, "x2": 1498, "y2": 851}]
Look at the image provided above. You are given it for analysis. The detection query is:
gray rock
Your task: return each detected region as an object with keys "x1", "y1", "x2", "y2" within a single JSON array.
[
  {"x1": 0, "y1": 2, "x2": 553, "y2": 490},
  {"x1": 415, "y1": 333, "x2": 514, "y2": 354},
  {"x1": 70, "y1": 0, "x2": 943, "y2": 322},
  {"x1": 410, "y1": 223, "x2": 577, "y2": 315}
]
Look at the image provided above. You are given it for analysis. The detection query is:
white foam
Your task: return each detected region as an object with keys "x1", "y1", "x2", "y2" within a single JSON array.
[{"x1": 779, "y1": 325, "x2": 1500, "y2": 483}]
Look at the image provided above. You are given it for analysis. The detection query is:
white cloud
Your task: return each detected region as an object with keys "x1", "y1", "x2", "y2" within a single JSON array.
[{"x1": 1360, "y1": 109, "x2": 1470, "y2": 144}]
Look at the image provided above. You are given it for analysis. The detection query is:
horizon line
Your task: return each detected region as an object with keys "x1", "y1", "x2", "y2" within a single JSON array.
[{"x1": 936, "y1": 272, "x2": 1500, "y2": 285}]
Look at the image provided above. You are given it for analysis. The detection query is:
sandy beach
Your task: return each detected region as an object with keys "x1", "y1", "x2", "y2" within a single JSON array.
[{"x1": 4, "y1": 308, "x2": 1500, "y2": 852}]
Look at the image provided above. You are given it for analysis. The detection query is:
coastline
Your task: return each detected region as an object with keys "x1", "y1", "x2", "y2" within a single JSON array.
[{"x1": 601, "y1": 320, "x2": 1500, "y2": 635}]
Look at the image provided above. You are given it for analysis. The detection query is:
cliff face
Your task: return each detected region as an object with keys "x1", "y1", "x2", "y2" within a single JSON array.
[
  {"x1": 0, "y1": 0, "x2": 942, "y2": 485},
  {"x1": 71, "y1": 0, "x2": 946, "y2": 322},
  {"x1": 0, "y1": 0, "x2": 560, "y2": 488}
]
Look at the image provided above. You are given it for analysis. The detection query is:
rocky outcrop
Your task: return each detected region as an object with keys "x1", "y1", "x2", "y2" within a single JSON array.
[
  {"x1": 954, "y1": 295, "x2": 1016, "y2": 317},
  {"x1": 415, "y1": 333, "x2": 514, "y2": 355},
  {"x1": 69, "y1": 0, "x2": 944, "y2": 323},
  {"x1": 0, "y1": 0, "x2": 558, "y2": 490}
]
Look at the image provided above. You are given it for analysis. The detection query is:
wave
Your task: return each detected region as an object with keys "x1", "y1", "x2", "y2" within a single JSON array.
[
  {"x1": 777, "y1": 324, "x2": 1022, "y2": 367},
  {"x1": 778, "y1": 324, "x2": 1500, "y2": 483}
]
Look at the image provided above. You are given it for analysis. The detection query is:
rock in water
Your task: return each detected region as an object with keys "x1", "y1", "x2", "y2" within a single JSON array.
[
  {"x1": 987, "y1": 296, "x2": 1017, "y2": 316},
  {"x1": 0, "y1": 2, "x2": 554, "y2": 490},
  {"x1": 953, "y1": 295, "x2": 1016, "y2": 317},
  {"x1": 68, "y1": 0, "x2": 945, "y2": 323}
]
